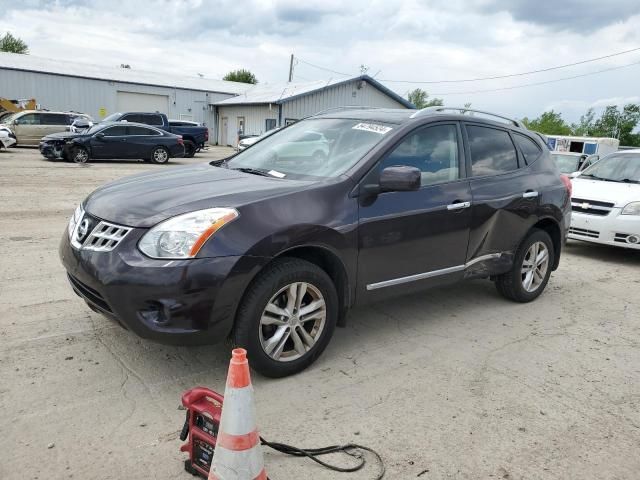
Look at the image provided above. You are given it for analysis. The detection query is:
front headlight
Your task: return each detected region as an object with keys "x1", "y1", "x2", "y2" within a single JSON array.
[
  {"x1": 138, "y1": 207, "x2": 239, "y2": 259},
  {"x1": 621, "y1": 202, "x2": 640, "y2": 215},
  {"x1": 68, "y1": 204, "x2": 84, "y2": 238}
]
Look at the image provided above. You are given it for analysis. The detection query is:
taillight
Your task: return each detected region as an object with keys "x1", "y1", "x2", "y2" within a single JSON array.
[
  {"x1": 205, "y1": 129, "x2": 209, "y2": 141},
  {"x1": 177, "y1": 135, "x2": 184, "y2": 146},
  {"x1": 560, "y1": 174, "x2": 572, "y2": 197}
]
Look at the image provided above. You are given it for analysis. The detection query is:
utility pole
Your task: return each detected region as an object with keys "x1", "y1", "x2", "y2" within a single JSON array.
[{"x1": 288, "y1": 54, "x2": 294, "y2": 82}]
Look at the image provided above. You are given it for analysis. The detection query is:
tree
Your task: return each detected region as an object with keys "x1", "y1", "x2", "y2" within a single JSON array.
[
  {"x1": 571, "y1": 108, "x2": 596, "y2": 136},
  {"x1": 0, "y1": 32, "x2": 28, "y2": 54},
  {"x1": 521, "y1": 110, "x2": 572, "y2": 135},
  {"x1": 408, "y1": 88, "x2": 443, "y2": 108},
  {"x1": 223, "y1": 69, "x2": 258, "y2": 84},
  {"x1": 590, "y1": 104, "x2": 640, "y2": 146}
]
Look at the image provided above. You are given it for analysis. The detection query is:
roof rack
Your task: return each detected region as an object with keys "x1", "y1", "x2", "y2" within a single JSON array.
[{"x1": 409, "y1": 106, "x2": 525, "y2": 128}]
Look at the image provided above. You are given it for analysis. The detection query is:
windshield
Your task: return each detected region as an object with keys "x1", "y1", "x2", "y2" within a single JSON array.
[
  {"x1": 581, "y1": 153, "x2": 640, "y2": 182},
  {"x1": 102, "y1": 112, "x2": 122, "y2": 122},
  {"x1": 552, "y1": 153, "x2": 581, "y2": 174},
  {"x1": 224, "y1": 118, "x2": 394, "y2": 179},
  {"x1": 1, "y1": 112, "x2": 18, "y2": 124}
]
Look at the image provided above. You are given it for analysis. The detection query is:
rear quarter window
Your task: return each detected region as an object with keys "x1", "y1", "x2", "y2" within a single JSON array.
[{"x1": 513, "y1": 133, "x2": 542, "y2": 165}]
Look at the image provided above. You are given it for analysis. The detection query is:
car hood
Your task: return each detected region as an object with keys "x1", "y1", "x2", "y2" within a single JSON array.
[
  {"x1": 572, "y1": 177, "x2": 640, "y2": 207},
  {"x1": 42, "y1": 132, "x2": 86, "y2": 141},
  {"x1": 84, "y1": 163, "x2": 311, "y2": 227}
]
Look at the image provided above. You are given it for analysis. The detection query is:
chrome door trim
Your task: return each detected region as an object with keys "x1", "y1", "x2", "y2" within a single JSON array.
[
  {"x1": 365, "y1": 253, "x2": 504, "y2": 291},
  {"x1": 464, "y1": 252, "x2": 503, "y2": 267},
  {"x1": 366, "y1": 265, "x2": 465, "y2": 291},
  {"x1": 446, "y1": 201, "x2": 471, "y2": 211}
]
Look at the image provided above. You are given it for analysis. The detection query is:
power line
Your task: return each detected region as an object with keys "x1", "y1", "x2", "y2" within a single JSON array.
[
  {"x1": 296, "y1": 46, "x2": 640, "y2": 84},
  {"x1": 429, "y1": 60, "x2": 640, "y2": 96}
]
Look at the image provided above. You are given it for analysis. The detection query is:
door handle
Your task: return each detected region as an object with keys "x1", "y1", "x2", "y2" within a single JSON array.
[
  {"x1": 447, "y1": 201, "x2": 471, "y2": 211},
  {"x1": 522, "y1": 191, "x2": 539, "y2": 198}
]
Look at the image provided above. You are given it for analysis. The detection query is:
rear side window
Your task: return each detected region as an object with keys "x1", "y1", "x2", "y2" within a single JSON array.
[
  {"x1": 122, "y1": 114, "x2": 141, "y2": 123},
  {"x1": 513, "y1": 133, "x2": 542, "y2": 165},
  {"x1": 101, "y1": 126, "x2": 128, "y2": 136},
  {"x1": 41, "y1": 113, "x2": 69, "y2": 125},
  {"x1": 142, "y1": 114, "x2": 164, "y2": 126},
  {"x1": 128, "y1": 126, "x2": 160, "y2": 135},
  {"x1": 467, "y1": 125, "x2": 518, "y2": 176}
]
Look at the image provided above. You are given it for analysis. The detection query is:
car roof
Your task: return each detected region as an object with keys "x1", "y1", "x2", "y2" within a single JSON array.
[{"x1": 311, "y1": 106, "x2": 529, "y2": 132}]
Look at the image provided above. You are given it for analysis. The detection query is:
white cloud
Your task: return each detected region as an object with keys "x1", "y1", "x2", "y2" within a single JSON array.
[{"x1": 1, "y1": 0, "x2": 640, "y2": 123}]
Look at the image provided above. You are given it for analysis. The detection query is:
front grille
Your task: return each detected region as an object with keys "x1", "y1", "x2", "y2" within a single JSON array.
[
  {"x1": 569, "y1": 227, "x2": 600, "y2": 238},
  {"x1": 67, "y1": 273, "x2": 112, "y2": 313},
  {"x1": 71, "y1": 212, "x2": 131, "y2": 252},
  {"x1": 571, "y1": 197, "x2": 614, "y2": 216}
]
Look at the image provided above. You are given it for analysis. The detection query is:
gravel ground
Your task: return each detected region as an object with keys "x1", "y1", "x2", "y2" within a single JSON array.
[{"x1": 1, "y1": 146, "x2": 639, "y2": 480}]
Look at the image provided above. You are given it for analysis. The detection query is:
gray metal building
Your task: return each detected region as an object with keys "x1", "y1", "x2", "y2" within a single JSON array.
[
  {"x1": 215, "y1": 76, "x2": 413, "y2": 146},
  {"x1": 0, "y1": 52, "x2": 412, "y2": 145}
]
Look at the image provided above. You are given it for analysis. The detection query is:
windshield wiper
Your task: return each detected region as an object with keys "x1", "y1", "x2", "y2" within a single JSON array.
[
  {"x1": 231, "y1": 167, "x2": 274, "y2": 177},
  {"x1": 619, "y1": 178, "x2": 639, "y2": 184},
  {"x1": 579, "y1": 174, "x2": 613, "y2": 182}
]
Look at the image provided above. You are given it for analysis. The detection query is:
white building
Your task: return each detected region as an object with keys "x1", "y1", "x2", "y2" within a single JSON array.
[{"x1": 0, "y1": 52, "x2": 413, "y2": 144}]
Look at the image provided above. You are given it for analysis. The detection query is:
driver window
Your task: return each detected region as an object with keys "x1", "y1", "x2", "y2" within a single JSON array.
[
  {"x1": 16, "y1": 113, "x2": 40, "y2": 125},
  {"x1": 379, "y1": 124, "x2": 459, "y2": 186}
]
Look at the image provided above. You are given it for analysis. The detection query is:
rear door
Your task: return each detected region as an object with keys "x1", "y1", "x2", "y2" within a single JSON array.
[
  {"x1": 463, "y1": 123, "x2": 541, "y2": 267},
  {"x1": 90, "y1": 125, "x2": 130, "y2": 158},
  {"x1": 40, "y1": 113, "x2": 71, "y2": 137},
  {"x1": 127, "y1": 125, "x2": 164, "y2": 158},
  {"x1": 357, "y1": 122, "x2": 472, "y2": 299}
]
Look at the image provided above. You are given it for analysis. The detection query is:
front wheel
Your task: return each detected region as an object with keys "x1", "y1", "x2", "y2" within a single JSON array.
[
  {"x1": 233, "y1": 258, "x2": 338, "y2": 377},
  {"x1": 150, "y1": 146, "x2": 169, "y2": 164},
  {"x1": 495, "y1": 229, "x2": 554, "y2": 302},
  {"x1": 71, "y1": 146, "x2": 89, "y2": 163}
]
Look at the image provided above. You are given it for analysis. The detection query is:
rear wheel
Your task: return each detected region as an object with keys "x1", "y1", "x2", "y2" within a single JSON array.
[
  {"x1": 233, "y1": 258, "x2": 338, "y2": 377},
  {"x1": 150, "y1": 146, "x2": 169, "y2": 164},
  {"x1": 184, "y1": 140, "x2": 196, "y2": 158},
  {"x1": 495, "y1": 229, "x2": 554, "y2": 302},
  {"x1": 71, "y1": 146, "x2": 89, "y2": 164}
]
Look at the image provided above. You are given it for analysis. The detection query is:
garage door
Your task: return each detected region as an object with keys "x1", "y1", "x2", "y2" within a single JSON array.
[{"x1": 116, "y1": 91, "x2": 169, "y2": 113}]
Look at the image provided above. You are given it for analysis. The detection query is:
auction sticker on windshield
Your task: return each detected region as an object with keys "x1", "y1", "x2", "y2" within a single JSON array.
[{"x1": 352, "y1": 123, "x2": 393, "y2": 135}]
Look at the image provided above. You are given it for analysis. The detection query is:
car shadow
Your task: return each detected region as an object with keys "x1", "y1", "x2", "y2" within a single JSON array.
[{"x1": 565, "y1": 240, "x2": 640, "y2": 265}]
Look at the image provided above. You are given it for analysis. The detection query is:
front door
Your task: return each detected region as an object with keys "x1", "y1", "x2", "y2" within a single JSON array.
[
  {"x1": 90, "y1": 125, "x2": 130, "y2": 158},
  {"x1": 357, "y1": 123, "x2": 472, "y2": 300},
  {"x1": 13, "y1": 112, "x2": 43, "y2": 145}
]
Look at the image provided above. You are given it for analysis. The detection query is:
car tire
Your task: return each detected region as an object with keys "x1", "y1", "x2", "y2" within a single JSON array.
[
  {"x1": 495, "y1": 229, "x2": 554, "y2": 303},
  {"x1": 184, "y1": 140, "x2": 196, "y2": 158},
  {"x1": 150, "y1": 146, "x2": 170, "y2": 164},
  {"x1": 71, "y1": 146, "x2": 89, "y2": 164},
  {"x1": 232, "y1": 258, "x2": 338, "y2": 378}
]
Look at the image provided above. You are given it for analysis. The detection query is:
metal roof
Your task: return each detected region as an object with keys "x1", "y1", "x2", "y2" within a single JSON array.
[
  {"x1": 214, "y1": 75, "x2": 414, "y2": 108},
  {"x1": 0, "y1": 52, "x2": 249, "y2": 95}
]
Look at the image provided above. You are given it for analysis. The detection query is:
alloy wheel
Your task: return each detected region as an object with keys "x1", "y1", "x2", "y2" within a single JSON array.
[
  {"x1": 74, "y1": 149, "x2": 88, "y2": 163},
  {"x1": 521, "y1": 241, "x2": 549, "y2": 293},
  {"x1": 153, "y1": 148, "x2": 168, "y2": 163},
  {"x1": 259, "y1": 282, "x2": 327, "y2": 362}
]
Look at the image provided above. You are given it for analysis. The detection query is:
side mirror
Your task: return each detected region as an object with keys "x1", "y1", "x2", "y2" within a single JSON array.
[
  {"x1": 379, "y1": 166, "x2": 421, "y2": 192},
  {"x1": 95, "y1": 132, "x2": 105, "y2": 139}
]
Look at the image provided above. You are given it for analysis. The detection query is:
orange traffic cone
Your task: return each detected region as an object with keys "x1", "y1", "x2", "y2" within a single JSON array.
[{"x1": 208, "y1": 349, "x2": 267, "y2": 480}]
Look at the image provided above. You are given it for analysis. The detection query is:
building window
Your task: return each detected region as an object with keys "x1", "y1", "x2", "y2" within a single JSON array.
[{"x1": 265, "y1": 119, "x2": 277, "y2": 131}]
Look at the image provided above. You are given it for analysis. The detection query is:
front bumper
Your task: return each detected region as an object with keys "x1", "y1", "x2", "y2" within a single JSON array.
[
  {"x1": 59, "y1": 221, "x2": 267, "y2": 345},
  {"x1": 568, "y1": 209, "x2": 640, "y2": 249}
]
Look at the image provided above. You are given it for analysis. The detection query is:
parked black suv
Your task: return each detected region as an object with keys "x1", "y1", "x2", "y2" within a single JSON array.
[{"x1": 60, "y1": 107, "x2": 571, "y2": 377}]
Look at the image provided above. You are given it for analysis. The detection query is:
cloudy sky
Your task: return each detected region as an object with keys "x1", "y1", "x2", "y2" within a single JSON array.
[{"x1": 1, "y1": 0, "x2": 640, "y2": 122}]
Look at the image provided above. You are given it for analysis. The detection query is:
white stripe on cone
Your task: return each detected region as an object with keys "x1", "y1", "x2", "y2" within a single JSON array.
[
  {"x1": 218, "y1": 386, "x2": 258, "y2": 436},
  {"x1": 211, "y1": 445, "x2": 265, "y2": 480}
]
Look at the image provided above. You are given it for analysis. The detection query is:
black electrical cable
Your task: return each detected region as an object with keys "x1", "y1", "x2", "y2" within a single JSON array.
[{"x1": 260, "y1": 436, "x2": 385, "y2": 480}]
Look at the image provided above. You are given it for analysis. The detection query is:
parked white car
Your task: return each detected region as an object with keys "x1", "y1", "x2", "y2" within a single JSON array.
[
  {"x1": 569, "y1": 150, "x2": 640, "y2": 249},
  {"x1": 237, "y1": 128, "x2": 281, "y2": 151},
  {"x1": 0, "y1": 125, "x2": 17, "y2": 149}
]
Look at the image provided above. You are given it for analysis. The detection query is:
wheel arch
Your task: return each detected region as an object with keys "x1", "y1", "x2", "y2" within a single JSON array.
[{"x1": 529, "y1": 217, "x2": 562, "y2": 270}]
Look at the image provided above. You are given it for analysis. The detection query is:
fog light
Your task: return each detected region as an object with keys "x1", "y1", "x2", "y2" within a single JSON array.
[{"x1": 627, "y1": 235, "x2": 639, "y2": 244}]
